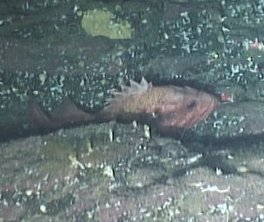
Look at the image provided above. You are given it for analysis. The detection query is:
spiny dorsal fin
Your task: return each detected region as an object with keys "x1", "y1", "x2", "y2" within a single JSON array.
[
  {"x1": 107, "y1": 77, "x2": 152, "y2": 104},
  {"x1": 123, "y1": 77, "x2": 152, "y2": 95}
]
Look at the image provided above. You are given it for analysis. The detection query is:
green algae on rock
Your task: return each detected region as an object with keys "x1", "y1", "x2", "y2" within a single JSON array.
[{"x1": 81, "y1": 8, "x2": 134, "y2": 39}]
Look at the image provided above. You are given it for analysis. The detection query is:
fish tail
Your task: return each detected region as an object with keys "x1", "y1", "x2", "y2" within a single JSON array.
[
  {"x1": 50, "y1": 98, "x2": 95, "y2": 124},
  {"x1": 29, "y1": 98, "x2": 60, "y2": 129},
  {"x1": 29, "y1": 98, "x2": 95, "y2": 130}
]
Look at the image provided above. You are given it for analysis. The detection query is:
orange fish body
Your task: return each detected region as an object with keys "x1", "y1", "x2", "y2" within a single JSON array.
[{"x1": 30, "y1": 78, "x2": 219, "y2": 134}]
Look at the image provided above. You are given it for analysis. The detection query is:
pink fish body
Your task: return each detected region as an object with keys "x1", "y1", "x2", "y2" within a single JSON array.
[{"x1": 30, "y1": 78, "x2": 219, "y2": 134}]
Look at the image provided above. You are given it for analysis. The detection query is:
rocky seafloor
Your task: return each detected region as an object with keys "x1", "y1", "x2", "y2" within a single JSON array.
[{"x1": 2, "y1": 122, "x2": 264, "y2": 221}]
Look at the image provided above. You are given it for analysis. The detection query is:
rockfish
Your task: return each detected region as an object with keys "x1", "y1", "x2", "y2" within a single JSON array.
[{"x1": 30, "y1": 78, "x2": 220, "y2": 135}]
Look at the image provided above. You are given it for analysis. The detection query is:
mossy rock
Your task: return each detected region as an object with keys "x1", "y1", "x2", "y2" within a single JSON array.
[{"x1": 81, "y1": 8, "x2": 134, "y2": 39}]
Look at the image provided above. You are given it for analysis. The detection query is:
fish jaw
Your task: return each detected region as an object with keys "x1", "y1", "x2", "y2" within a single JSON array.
[{"x1": 191, "y1": 91, "x2": 219, "y2": 126}]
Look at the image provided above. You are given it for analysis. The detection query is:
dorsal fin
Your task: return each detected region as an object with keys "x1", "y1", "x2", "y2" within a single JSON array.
[
  {"x1": 107, "y1": 77, "x2": 152, "y2": 104},
  {"x1": 128, "y1": 77, "x2": 152, "y2": 94}
]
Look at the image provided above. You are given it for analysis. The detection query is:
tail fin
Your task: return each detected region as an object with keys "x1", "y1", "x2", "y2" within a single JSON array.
[
  {"x1": 51, "y1": 98, "x2": 94, "y2": 124},
  {"x1": 29, "y1": 98, "x2": 59, "y2": 129},
  {"x1": 29, "y1": 98, "x2": 93, "y2": 130}
]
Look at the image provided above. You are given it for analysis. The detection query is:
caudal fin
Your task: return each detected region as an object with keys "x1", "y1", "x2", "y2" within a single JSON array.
[
  {"x1": 51, "y1": 98, "x2": 93, "y2": 124},
  {"x1": 29, "y1": 98, "x2": 93, "y2": 130},
  {"x1": 29, "y1": 98, "x2": 59, "y2": 129}
]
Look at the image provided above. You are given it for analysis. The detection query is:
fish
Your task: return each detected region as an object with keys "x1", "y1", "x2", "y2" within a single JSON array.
[{"x1": 29, "y1": 78, "x2": 220, "y2": 136}]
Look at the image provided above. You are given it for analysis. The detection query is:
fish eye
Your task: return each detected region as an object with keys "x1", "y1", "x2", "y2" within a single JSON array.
[{"x1": 186, "y1": 100, "x2": 197, "y2": 111}]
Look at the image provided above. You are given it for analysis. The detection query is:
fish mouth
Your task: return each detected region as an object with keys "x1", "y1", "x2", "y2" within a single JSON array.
[
  {"x1": 186, "y1": 95, "x2": 218, "y2": 128},
  {"x1": 199, "y1": 96, "x2": 218, "y2": 122}
]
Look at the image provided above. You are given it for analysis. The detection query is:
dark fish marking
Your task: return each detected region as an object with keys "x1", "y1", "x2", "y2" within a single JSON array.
[{"x1": 186, "y1": 100, "x2": 197, "y2": 111}]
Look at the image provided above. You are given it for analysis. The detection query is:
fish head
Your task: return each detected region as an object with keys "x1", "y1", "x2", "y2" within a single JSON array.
[
  {"x1": 178, "y1": 87, "x2": 219, "y2": 128},
  {"x1": 159, "y1": 86, "x2": 219, "y2": 130}
]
